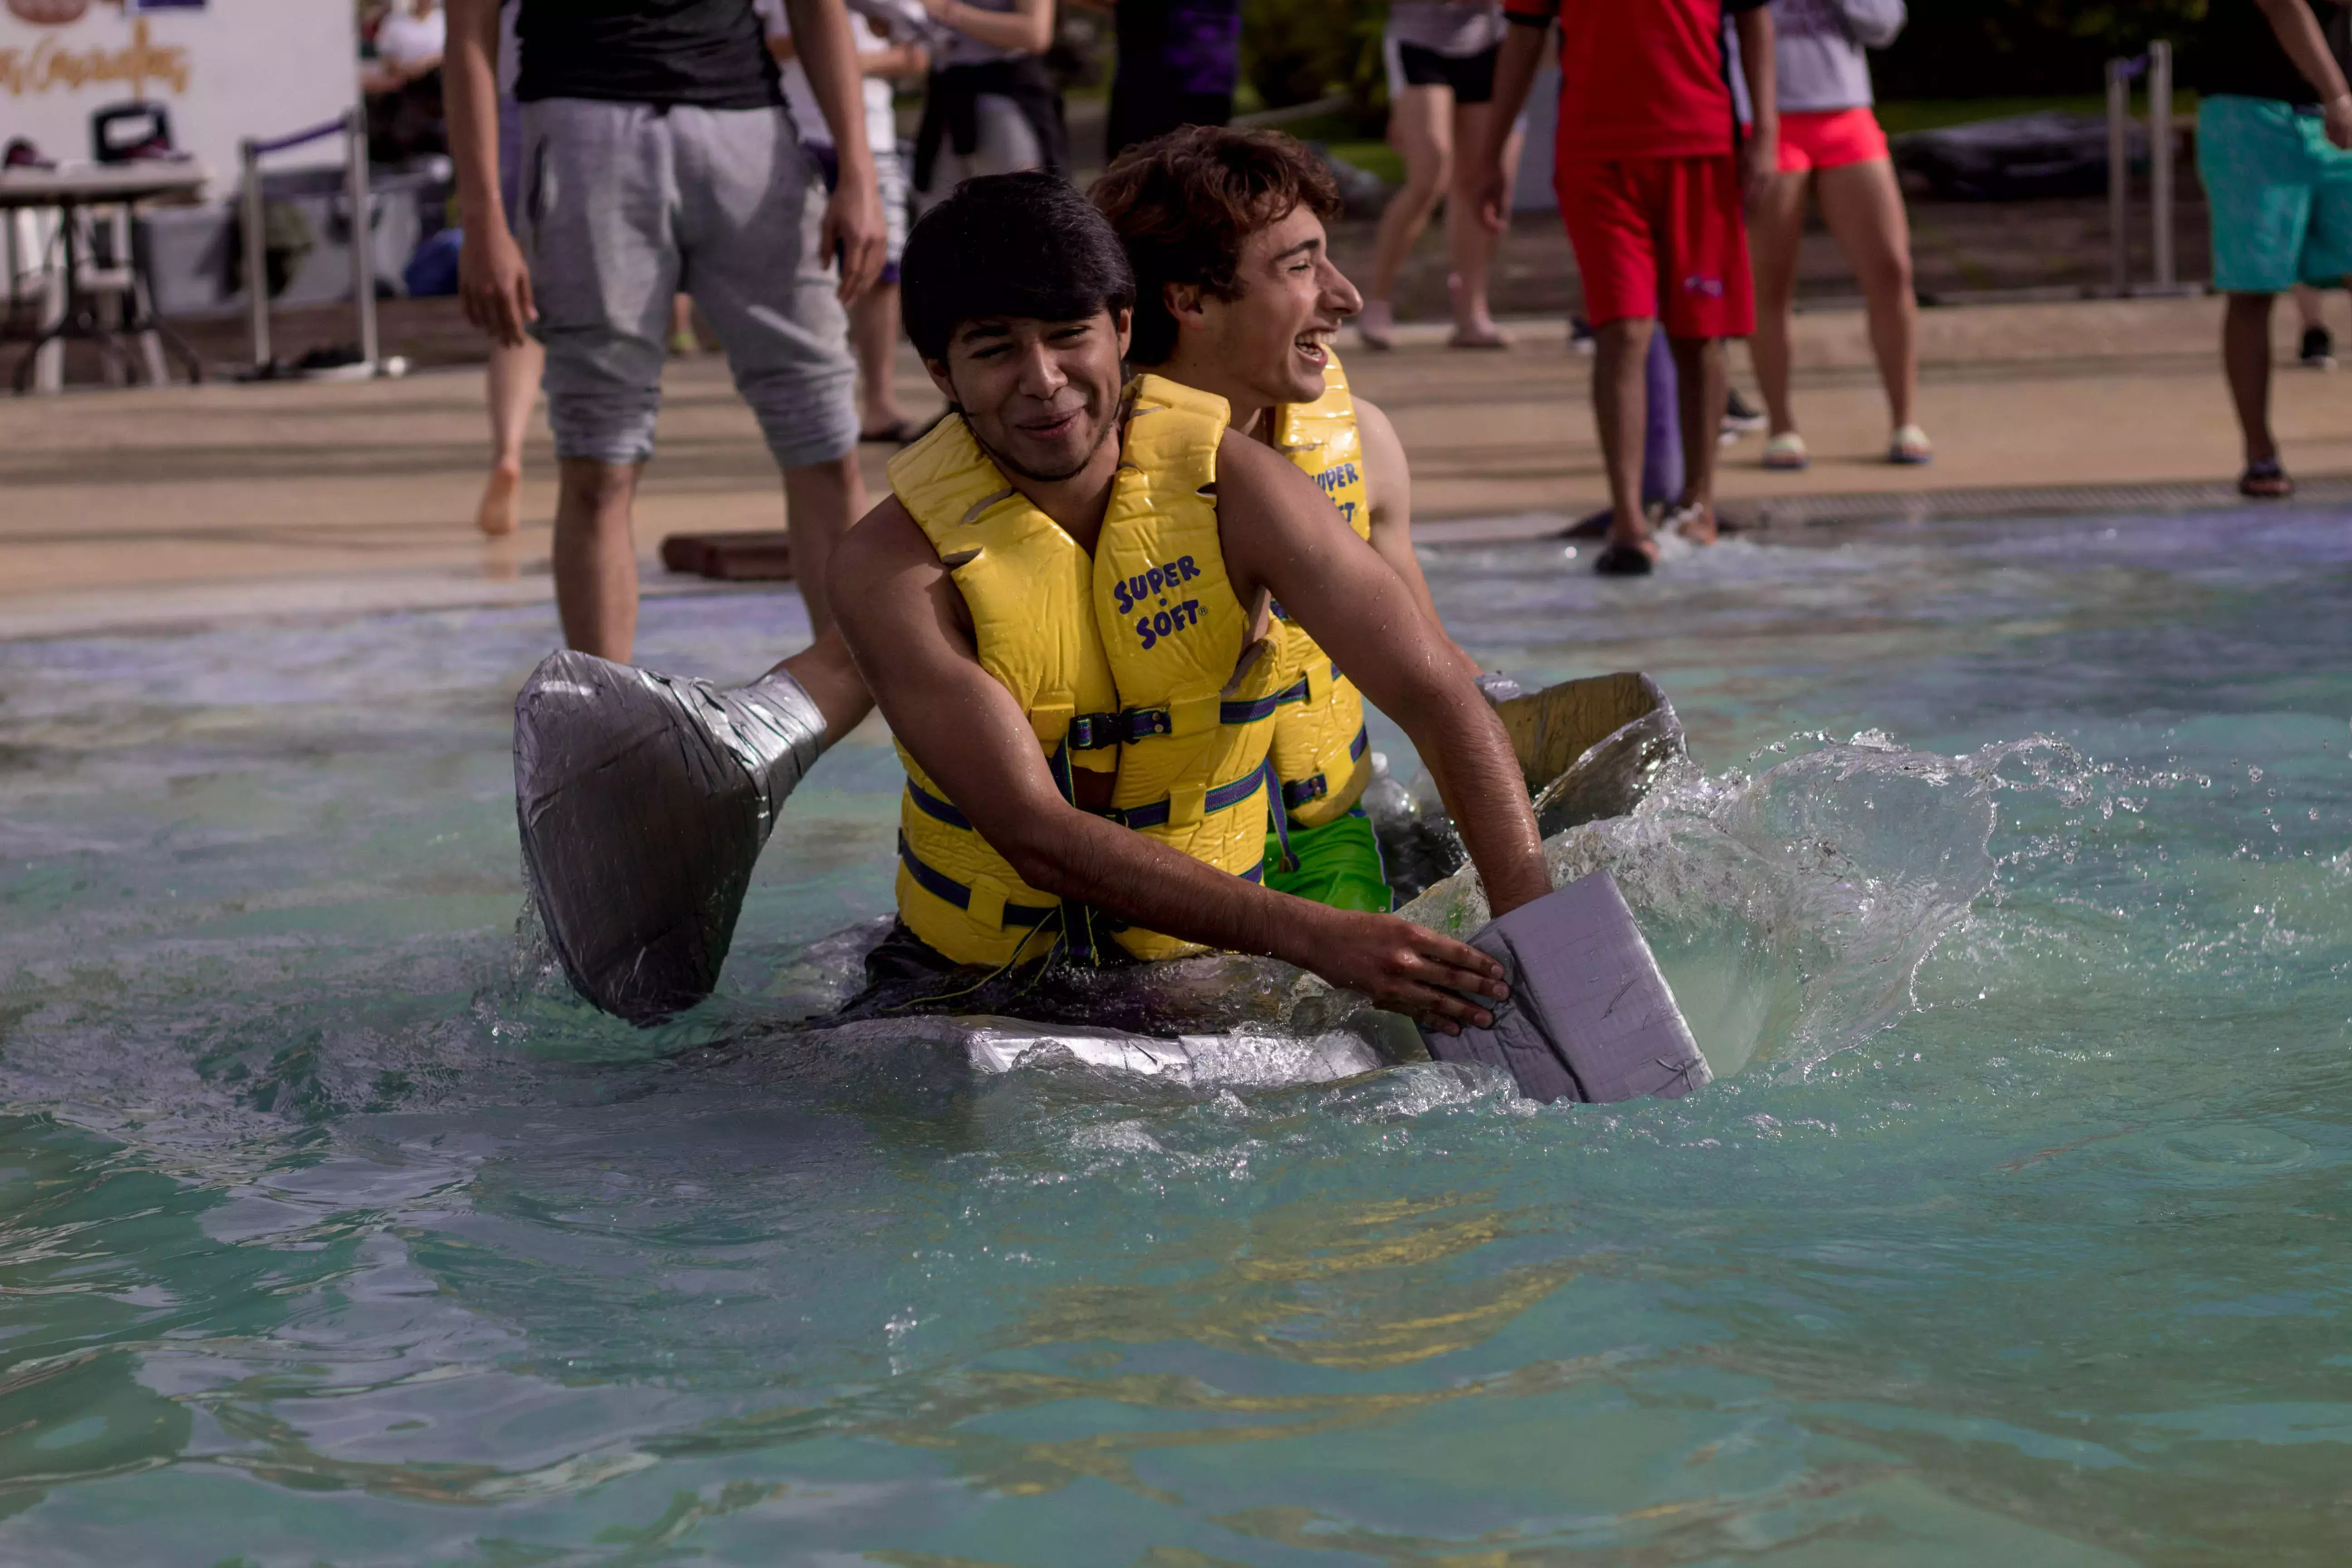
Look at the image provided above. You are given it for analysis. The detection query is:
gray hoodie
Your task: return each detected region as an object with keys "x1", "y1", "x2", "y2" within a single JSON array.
[{"x1": 1772, "y1": 0, "x2": 1906, "y2": 113}]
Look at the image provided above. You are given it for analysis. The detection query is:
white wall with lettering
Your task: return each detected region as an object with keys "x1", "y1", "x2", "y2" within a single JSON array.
[{"x1": 1, "y1": 0, "x2": 357, "y2": 193}]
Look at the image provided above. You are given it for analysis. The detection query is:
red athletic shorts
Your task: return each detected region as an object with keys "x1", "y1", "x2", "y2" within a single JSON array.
[
  {"x1": 1778, "y1": 106, "x2": 1890, "y2": 174},
  {"x1": 1556, "y1": 152, "x2": 1754, "y2": 338}
]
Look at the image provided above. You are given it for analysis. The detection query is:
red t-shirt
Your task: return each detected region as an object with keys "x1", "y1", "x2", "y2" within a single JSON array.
[{"x1": 1503, "y1": 0, "x2": 1767, "y2": 162}]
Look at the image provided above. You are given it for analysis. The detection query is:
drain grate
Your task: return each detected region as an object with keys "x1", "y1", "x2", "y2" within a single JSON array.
[
  {"x1": 1415, "y1": 475, "x2": 2352, "y2": 546},
  {"x1": 1726, "y1": 475, "x2": 2352, "y2": 530}
]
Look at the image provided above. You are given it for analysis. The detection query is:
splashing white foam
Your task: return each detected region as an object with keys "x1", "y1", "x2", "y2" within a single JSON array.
[{"x1": 1399, "y1": 736, "x2": 2083, "y2": 1078}]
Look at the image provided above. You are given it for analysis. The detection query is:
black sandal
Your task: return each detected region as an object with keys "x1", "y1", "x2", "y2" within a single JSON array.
[
  {"x1": 1592, "y1": 541, "x2": 1656, "y2": 577},
  {"x1": 2239, "y1": 458, "x2": 2294, "y2": 499}
]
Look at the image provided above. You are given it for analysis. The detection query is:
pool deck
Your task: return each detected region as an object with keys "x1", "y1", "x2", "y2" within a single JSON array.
[{"x1": 5, "y1": 292, "x2": 2349, "y2": 640}]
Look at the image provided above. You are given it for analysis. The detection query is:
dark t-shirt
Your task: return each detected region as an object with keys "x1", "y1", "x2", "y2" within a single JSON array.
[
  {"x1": 515, "y1": 0, "x2": 782, "y2": 108},
  {"x1": 1114, "y1": 0, "x2": 1244, "y2": 97},
  {"x1": 2193, "y1": 0, "x2": 2339, "y2": 106}
]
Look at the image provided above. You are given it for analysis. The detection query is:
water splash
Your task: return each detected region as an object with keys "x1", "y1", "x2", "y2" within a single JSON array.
[{"x1": 1398, "y1": 735, "x2": 2092, "y2": 1079}]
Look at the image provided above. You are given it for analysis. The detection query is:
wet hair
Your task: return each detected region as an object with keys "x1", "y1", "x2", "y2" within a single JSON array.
[
  {"x1": 899, "y1": 173, "x2": 1137, "y2": 363},
  {"x1": 1089, "y1": 126, "x2": 1344, "y2": 367}
]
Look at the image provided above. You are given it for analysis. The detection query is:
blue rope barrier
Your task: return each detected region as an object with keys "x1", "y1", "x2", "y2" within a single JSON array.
[{"x1": 250, "y1": 118, "x2": 346, "y2": 158}]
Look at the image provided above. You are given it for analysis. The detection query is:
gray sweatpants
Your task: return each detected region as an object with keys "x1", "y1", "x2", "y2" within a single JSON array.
[{"x1": 518, "y1": 98, "x2": 858, "y2": 470}]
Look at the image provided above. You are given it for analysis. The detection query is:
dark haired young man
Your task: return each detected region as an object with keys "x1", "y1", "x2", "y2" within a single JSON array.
[
  {"x1": 1091, "y1": 125, "x2": 1486, "y2": 915},
  {"x1": 818, "y1": 174, "x2": 1547, "y2": 1027}
]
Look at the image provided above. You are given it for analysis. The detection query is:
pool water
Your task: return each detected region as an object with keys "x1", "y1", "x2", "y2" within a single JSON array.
[{"x1": 1, "y1": 509, "x2": 2349, "y2": 1564}]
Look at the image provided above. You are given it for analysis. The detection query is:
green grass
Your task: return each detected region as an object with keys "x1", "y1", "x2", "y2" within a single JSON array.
[
  {"x1": 1873, "y1": 93, "x2": 2196, "y2": 136},
  {"x1": 1323, "y1": 137, "x2": 1404, "y2": 187},
  {"x1": 1249, "y1": 107, "x2": 1406, "y2": 186}
]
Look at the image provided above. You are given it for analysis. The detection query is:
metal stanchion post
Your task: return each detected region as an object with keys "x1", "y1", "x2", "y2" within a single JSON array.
[
  {"x1": 2151, "y1": 40, "x2": 2175, "y2": 290},
  {"x1": 2107, "y1": 57, "x2": 2132, "y2": 297},
  {"x1": 241, "y1": 136, "x2": 270, "y2": 369},
  {"x1": 343, "y1": 105, "x2": 380, "y2": 373}
]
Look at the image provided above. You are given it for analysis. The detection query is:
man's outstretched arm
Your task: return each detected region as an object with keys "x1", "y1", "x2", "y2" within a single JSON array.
[
  {"x1": 828, "y1": 497, "x2": 1511, "y2": 1029},
  {"x1": 1216, "y1": 435, "x2": 1552, "y2": 918}
]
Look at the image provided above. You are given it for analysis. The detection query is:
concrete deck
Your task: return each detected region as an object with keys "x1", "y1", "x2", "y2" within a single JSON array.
[{"x1": 4, "y1": 293, "x2": 2346, "y2": 639}]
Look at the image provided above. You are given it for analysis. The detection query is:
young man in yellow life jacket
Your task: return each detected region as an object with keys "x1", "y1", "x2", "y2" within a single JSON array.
[
  {"x1": 1090, "y1": 125, "x2": 1493, "y2": 917},
  {"x1": 819, "y1": 172, "x2": 1550, "y2": 1030},
  {"x1": 509, "y1": 149, "x2": 1526, "y2": 1024}
]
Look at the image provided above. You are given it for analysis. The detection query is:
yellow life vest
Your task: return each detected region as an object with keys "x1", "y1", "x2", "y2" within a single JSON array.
[
  {"x1": 885, "y1": 374, "x2": 1289, "y2": 968},
  {"x1": 1266, "y1": 353, "x2": 1374, "y2": 831}
]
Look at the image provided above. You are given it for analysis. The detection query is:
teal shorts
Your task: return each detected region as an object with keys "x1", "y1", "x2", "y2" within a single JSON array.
[
  {"x1": 1264, "y1": 807, "x2": 1393, "y2": 914},
  {"x1": 2199, "y1": 95, "x2": 2352, "y2": 294}
]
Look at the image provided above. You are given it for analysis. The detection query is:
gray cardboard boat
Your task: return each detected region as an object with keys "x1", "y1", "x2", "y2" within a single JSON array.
[{"x1": 514, "y1": 655, "x2": 1702, "y2": 1100}]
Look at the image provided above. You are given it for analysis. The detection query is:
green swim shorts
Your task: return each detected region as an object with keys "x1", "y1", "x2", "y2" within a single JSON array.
[
  {"x1": 1264, "y1": 806, "x2": 1393, "y2": 913},
  {"x1": 2199, "y1": 94, "x2": 2352, "y2": 294}
]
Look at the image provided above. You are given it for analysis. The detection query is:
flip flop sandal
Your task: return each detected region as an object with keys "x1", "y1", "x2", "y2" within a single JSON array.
[
  {"x1": 1888, "y1": 424, "x2": 1934, "y2": 466},
  {"x1": 1447, "y1": 328, "x2": 1512, "y2": 350},
  {"x1": 1761, "y1": 432, "x2": 1810, "y2": 471},
  {"x1": 2239, "y1": 459, "x2": 2294, "y2": 499},
  {"x1": 1592, "y1": 541, "x2": 1656, "y2": 577},
  {"x1": 860, "y1": 420, "x2": 920, "y2": 445}
]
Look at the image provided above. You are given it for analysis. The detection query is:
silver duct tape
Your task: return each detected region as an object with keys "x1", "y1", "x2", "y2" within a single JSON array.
[
  {"x1": 1474, "y1": 671, "x2": 1528, "y2": 706},
  {"x1": 1421, "y1": 869, "x2": 1709, "y2": 1104},
  {"x1": 803, "y1": 1014, "x2": 1388, "y2": 1088},
  {"x1": 514, "y1": 651, "x2": 829, "y2": 1025},
  {"x1": 696, "y1": 669, "x2": 832, "y2": 829}
]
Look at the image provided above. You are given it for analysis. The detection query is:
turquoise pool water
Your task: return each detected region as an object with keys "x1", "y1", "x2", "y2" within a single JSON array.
[{"x1": 1, "y1": 509, "x2": 2348, "y2": 1564}]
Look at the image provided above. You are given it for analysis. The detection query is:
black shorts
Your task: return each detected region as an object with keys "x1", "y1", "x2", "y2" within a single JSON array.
[{"x1": 1387, "y1": 40, "x2": 1499, "y2": 105}]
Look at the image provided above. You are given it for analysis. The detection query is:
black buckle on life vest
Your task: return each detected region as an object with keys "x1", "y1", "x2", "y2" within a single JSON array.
[
  {"x1": 1067, "y1": 707, "x2": 1177, "y2": 749},
  {"x1": 1281, "y1": 774, "x2": 1330, "y2": 811}
]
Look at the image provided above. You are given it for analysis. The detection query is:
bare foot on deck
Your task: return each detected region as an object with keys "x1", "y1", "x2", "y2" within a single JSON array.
[
  {"x1": 1666, "y1": 501, "x2": 1720, "y2": 545},
  {"x1": 476, "y1": 465, "x2": 521, "y2": 537}
]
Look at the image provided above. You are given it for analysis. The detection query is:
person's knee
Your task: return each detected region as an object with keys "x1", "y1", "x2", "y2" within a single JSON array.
[
  {"x1": 556, "y1": 458, "x2": 639, "y2": 519},
  {"x1": 1664, "y1": 333, "x2": 1723, "y2": 370},
  {"x1": 1591, "y1": 320, "x2": 1656, "y2": 383},
  {"x1": 784, "y1": 453, "x2": 864, "y2": 527},
  {"x1": 1857, "y1": 240, "x2": 1914, "y2": 300},
  {"x1": 1392, "y1": 162, "x2": 1446, "y2": 210},
  {"x1": 785, "y1": 451, "x2": 860, "y2": 490}
]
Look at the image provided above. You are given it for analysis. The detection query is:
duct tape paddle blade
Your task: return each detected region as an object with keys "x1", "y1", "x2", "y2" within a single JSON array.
[{"x1": 1421, "y1": 870, "x2": 1710, "y2": 1104}]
